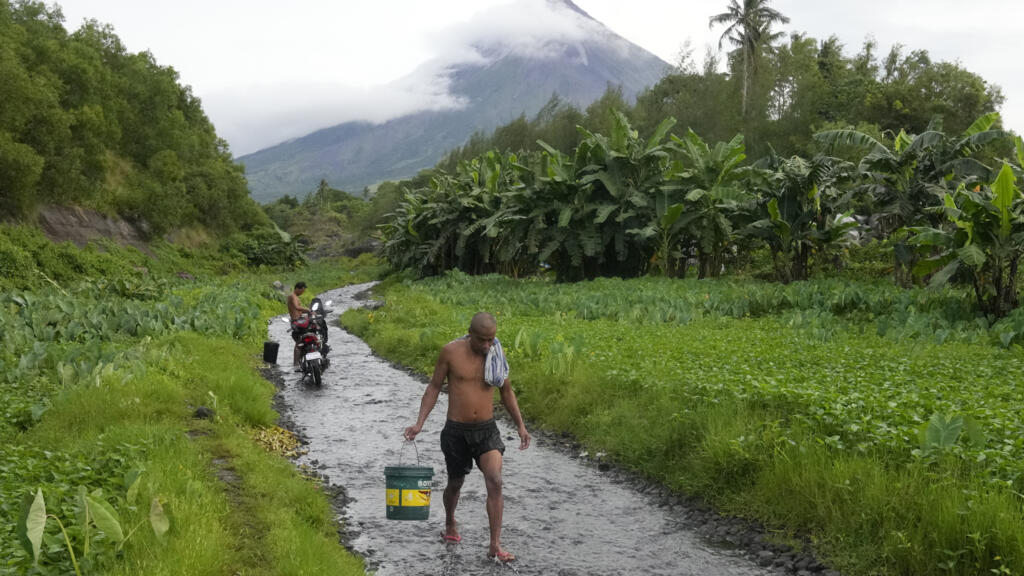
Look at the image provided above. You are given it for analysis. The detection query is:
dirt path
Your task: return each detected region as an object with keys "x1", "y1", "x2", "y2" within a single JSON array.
[{"x1": 267, "y1": 283, "x2": 781, "y2": 576}]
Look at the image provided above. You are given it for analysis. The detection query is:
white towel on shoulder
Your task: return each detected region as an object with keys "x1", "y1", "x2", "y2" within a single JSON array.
[{"x1": 484, "y1": 337, "x2": 509, "y2": 387}]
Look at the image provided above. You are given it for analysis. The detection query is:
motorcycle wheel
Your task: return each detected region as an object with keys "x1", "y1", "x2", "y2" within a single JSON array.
[{"x1": 310, "y1": 360, "x2": 322, "y2": 387}]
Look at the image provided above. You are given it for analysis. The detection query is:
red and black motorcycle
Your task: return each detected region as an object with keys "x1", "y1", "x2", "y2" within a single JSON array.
[{"x1": 291, "y1": 298, "x2": 332, "y2": 386}]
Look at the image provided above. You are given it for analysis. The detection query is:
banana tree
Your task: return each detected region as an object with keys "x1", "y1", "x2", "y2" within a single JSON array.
[
  {"x1": 909, "y1": 164, "x2": 1024, "y2": 318},
  {"x1": 627, "y1": 189, "x2": 694, "y2": 277},
  {"x1": 816, "y1": 112, "x2": 1007, "y2": 287},
  {"x1": 529, "y1": 142, "x2": 604, "y2": 282},
  {"x1": 669, "y1": 129, "x2": 753, "y2": 279},
  {"x1": 572, "y1": 111, "x2": 678, "y2": 278},
  {"x1": 746, "y1": 154, "x2": 860, "y2": 282}
]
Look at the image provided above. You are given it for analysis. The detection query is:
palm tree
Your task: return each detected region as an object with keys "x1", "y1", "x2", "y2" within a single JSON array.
[{"x1": 709, "y1": 0, "x2": 790, "y2": 118}]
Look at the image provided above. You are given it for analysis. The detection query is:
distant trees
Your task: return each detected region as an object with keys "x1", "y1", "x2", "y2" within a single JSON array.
[
  {"x1": 0, "y1": 1, "x2": 268, "y2": 236},
  {"x1": 709, "y1": 0, "x2": 791, "y2": 119},
  {"x1": 445, "y1": 23, "x2": 1001, "y2": 170}
]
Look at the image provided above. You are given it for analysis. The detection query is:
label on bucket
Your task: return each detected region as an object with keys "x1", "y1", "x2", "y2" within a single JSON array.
[
  {"x1": 404, "y1": 489, "x2": 431, "y2": 506},
  {"x1": 386, "y1": 488, "x2": 431, "y2": 507}
]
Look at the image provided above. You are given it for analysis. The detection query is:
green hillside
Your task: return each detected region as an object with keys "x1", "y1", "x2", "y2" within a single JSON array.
[{"x1": 0, "y1": 1, "x2": 266, "y2": 237}]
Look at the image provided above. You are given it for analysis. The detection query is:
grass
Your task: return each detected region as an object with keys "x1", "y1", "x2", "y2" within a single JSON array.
[
  {"x1": 0, "y1": 223, "x2": 379, "y2": 575},
  {"x1": 341, "y1": 272, "x2": 1024, "y2": 576},
  {"x1": 6, "y1": 332, "x2": 364, "y2": 575}
]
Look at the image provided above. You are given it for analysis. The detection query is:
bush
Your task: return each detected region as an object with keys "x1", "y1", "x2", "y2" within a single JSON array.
[
  {"x1": 228, "y1": 228, "x2": 306, "y2": 269},
  {"x1": 0, "y1": 235, "x2": 36, "y2": 289}
]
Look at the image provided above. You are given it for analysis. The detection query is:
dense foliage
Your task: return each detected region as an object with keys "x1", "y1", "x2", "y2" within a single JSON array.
[
  {"x1": 383, "y1": 109, "x2": 1024, "y2": 314},
  {"x1": 0, "y1": 1, "x2": 267, "y2": 235},
  {"x1": 260, "y1": 178, "x2": 411, "y2": 259},
  {"x1": 344, "y1": 272, "x2": 1024, "y2": 576}
]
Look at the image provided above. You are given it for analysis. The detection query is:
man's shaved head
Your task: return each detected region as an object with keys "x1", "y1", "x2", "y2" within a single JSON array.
[{"x1": 469, "y1": 312, "x2": 497, "y2": 335}]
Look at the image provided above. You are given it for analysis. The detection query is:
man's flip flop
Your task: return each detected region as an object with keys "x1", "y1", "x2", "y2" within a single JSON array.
[
  {"x1": 488, "y1": 550, "x2": 516, "y2": 563},
  {"x1": 440, "y1": 532, "x2": 461, "y2": 543}
]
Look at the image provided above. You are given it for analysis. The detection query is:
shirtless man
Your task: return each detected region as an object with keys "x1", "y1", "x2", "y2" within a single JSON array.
[
  {"x1": 287, "y1": 282, "x2": 310, "y2": 364},
  {"x1": 404, "y1": 312, "x2": 530, "y2": 563}
]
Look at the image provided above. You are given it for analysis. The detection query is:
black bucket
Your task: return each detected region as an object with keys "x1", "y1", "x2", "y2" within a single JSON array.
[{"x1": 262, "y1": 341, "x2": 280, "y2": 364}]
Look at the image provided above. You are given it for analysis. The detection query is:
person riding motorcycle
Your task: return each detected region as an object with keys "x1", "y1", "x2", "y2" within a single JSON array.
[{"x1": 288, "y1": 282, "x2": 310, "y2": 364}]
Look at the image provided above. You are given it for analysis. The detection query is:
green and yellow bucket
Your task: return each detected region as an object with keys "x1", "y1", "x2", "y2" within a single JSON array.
[{"x1": 385, "y1": 442, "x2": 434, "y2": 520}]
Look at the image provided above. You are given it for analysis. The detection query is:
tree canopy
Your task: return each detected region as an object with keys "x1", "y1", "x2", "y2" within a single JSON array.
[{"x1": 0, "y1": 0, "x2": 267, "y2": 236}]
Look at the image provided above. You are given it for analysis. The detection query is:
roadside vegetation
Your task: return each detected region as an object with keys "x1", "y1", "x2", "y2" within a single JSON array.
[{"x1": 0, "y1": 225, "x2": 376, "y2": 575}]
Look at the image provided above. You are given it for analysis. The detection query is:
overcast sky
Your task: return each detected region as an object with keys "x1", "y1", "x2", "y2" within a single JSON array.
[{"x1": 55, "y1": 0, "x2": 1024, "y2": 156}]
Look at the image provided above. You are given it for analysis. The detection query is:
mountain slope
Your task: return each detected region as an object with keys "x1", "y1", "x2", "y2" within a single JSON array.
[{"x1": 239, "y1": 1, "x2": 669, "y2": 202}]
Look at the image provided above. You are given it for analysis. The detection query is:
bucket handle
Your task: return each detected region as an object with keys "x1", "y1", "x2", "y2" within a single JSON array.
[{"x1": 399, "y1": 439, "x2": 421, "y2": 466}]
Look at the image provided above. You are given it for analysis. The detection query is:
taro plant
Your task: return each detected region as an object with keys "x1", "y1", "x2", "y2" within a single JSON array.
[{"x1": 15, "y1": 474, "x2": 169, "y2": 573}]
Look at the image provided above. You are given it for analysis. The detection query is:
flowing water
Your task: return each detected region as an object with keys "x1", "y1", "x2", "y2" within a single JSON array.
[{"x1": 267, "y1": 283, "x2": 775, "y2": 576}]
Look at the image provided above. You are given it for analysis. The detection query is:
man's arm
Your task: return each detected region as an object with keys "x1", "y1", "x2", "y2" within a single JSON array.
[
  {"x1": 403, "y1": 346, "x2": 449, "y2": 440},
  {"x1": 498, "y1": 380, "x2": 531, "y2": 450}
]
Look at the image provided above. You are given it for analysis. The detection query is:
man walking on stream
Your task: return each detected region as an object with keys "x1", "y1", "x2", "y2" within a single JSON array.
[{"x1": 404, "y1": 311, "x2": 531, "y2": 564}]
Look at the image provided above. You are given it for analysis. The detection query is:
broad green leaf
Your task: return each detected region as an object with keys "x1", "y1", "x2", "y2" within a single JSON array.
[
  {"x1": 941, "y1": 194, "x2": 962, "y2": 222},
  {"x1": 646, "y1": 117, "x2": 677, "y2": 152},
  {"x1": 924, "y1": 413, "x2": 963, "y2": 449},
  {"x1": 125, "y1": 468, "x2": 145, "y2": 505},
  {"x1": 593, "y1": 204, "x2": 617, "y2": 224},
  {"x1": 927, "y1": 259, "x2": 961, "y2": 289},
  {"x1": 907, "y1": 227, "x2": 953, "y2": 248},
  {"x1": 961, "y1": 111, "x2": 1000, "y2": 137},
  {"x1": 992, "y1": 163, "x2": 1018, "y2": 239},
  {"x1": 894, "y1": 129, "x2": 912, "y2": 153},
  {"x1": 77, "y1": 486, "x2": 91, "y2": 557},
  {"x1": 767, "y1": 197, "x2": 781, "y2": 222},
  {"x1": 150, "y1": 498, "x2": 170, "y2": 541},
  {"x1": 1016, "y1": 136, "x2": 1024, "y2": 168},
  {"x1": 814, "y1": 130, "x2": 890, "y2": 156},
  {"x1": 999, "y1": 332, "x2": 1016, "y2": 348},
  {"x1": 964, "y1": 416, "x2": 987, "y2": 446},
  {"x1": 913, "y1": 254, "x2": 954, "y2": 277},
  {"x1": 957, "y1": 244, "x2": 986, "y2": 267},
  {"x1": 685, "y1": 188, "x2": 708, "y2": 202},
  {"x1": 660, "y1": 203, "x2": 686, "y2": 230},
  {"x1": 16, "y1": 488, "x2": 46, "y2": 564},
  {"x1": 86, "y1": 495, "x2": 124, "y2": 543},
  {"x1": 558, "y1": 207, "x2": 573, "y2": 228},
  {"x1": 536, "y1": 140, "x2": 559, "y2": 156},
  {"x1": 596, "y1": 173, "x2": 623, "y2": 199}
]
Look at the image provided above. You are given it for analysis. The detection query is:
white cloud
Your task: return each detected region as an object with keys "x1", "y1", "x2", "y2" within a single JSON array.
[
  {"x1": 208, "y1": 0, "x2": 614, "y2": 155},
  {"x1": 205, "y1": 74, "x2": 466, "y2": 156}
]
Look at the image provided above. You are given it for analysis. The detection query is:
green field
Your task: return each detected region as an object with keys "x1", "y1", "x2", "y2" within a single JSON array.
[
  {"x1": 0, "y1": 226, "x2": 377, "y2": 575},
  {"x1": 342, "y1": 271, "x2": 1024, "y2": 576}
]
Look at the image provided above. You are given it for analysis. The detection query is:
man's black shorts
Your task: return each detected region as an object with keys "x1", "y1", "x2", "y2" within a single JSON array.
[{"x1": 440, "y1": 418, "x2": 505, "y2": 477}]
